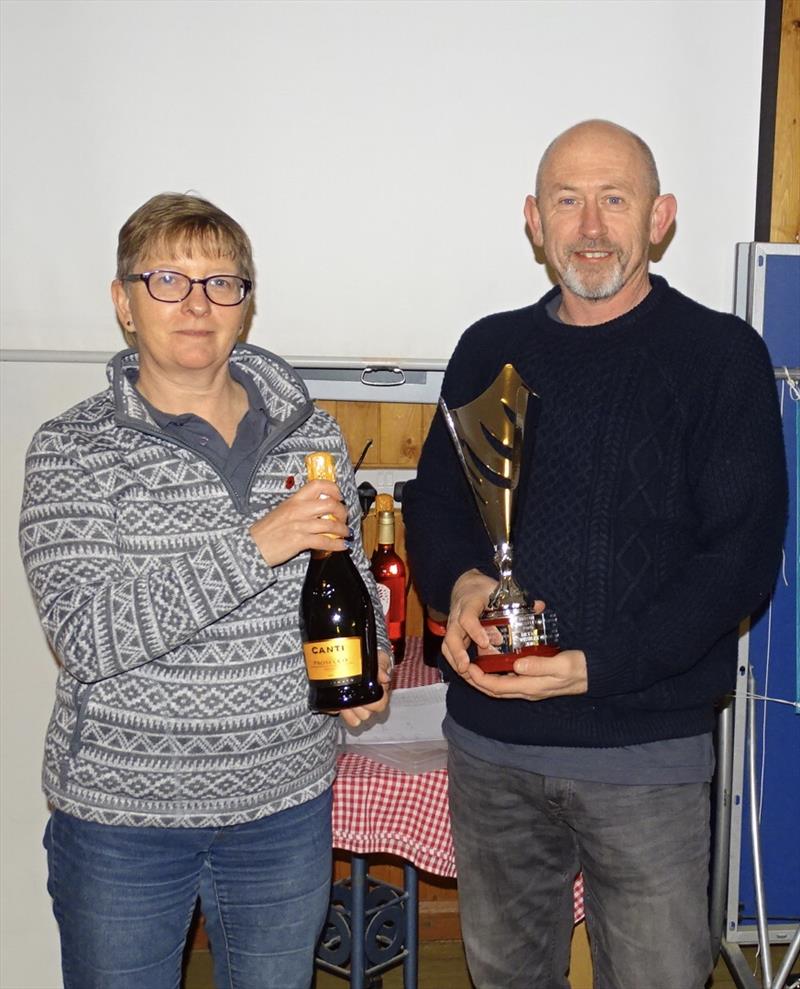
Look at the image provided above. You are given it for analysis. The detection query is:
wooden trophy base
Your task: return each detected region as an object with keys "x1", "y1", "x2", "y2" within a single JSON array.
[{"x1": 474, "y1": 643, "x2": 560, "y2": 674}]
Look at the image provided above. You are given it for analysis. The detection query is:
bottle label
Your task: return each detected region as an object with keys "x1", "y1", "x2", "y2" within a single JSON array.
[{"x1": 303, "y1": 636, "x2": 364, "y2": 682}]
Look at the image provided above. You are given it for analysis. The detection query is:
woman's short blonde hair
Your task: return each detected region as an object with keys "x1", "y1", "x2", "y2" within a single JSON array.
[{"x1": 116, "y1": 192, "x2": 255, "y2": 284}]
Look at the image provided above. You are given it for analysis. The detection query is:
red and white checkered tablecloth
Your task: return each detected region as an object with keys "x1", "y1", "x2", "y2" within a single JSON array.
[
  {"x1": 332, "y1": 637, "x2": 585, "y2": 922},
  {"x1": 387, "y1": 638, "x2": 443, "y2": 690}
]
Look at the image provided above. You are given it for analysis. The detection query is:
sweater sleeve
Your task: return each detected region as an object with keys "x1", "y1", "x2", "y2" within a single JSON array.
[
  {"x1": 584, "y1": 325, "x2": 788, "y2": 698},
  {"x1": 19, "y1": 432, "x2": 277, "y2": 684}
]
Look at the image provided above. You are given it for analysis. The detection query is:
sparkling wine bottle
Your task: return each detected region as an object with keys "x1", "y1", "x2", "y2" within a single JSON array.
[
  {"x1": 370, "y1": 494, "x2": 407, "y2": 663},
  {"x1": 300, "y1": 451, "x2": 384, "y2": 710}
]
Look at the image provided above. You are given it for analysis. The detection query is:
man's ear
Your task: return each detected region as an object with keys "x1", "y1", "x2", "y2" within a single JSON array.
[
  {"x1": 650, "y1": 194, "x2": 677, "y2": 246},
  {"x1": 524, "y1": 194, "x2": 545, "y2": 248}
]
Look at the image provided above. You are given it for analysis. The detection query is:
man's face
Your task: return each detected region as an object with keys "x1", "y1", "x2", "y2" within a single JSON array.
[{"x1": 527, "y1": 126, "x2": 670, "y2": 309}]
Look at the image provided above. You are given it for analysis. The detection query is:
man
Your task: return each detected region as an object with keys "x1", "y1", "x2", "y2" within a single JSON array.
[{"x1": 402, "y1": 120, "x2": 787, "y2": 989}]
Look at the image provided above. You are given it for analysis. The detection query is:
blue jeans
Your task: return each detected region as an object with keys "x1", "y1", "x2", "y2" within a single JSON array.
[
  {"x1": 44, "y1": 791, "x2": 333, "y2": 989},
  {"x1": 447, "y1": 744, "x2": 712, "y2": 989}
]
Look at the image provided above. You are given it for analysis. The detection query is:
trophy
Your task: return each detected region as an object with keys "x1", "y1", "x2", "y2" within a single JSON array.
[{"x1": 440, "y1": 363, "x2": 559, "y2": 673}]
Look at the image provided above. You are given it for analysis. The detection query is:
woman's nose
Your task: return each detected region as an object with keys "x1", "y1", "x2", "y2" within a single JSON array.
[{"x1": 182, "y1": 282, "x2": 211, "y2": 314}]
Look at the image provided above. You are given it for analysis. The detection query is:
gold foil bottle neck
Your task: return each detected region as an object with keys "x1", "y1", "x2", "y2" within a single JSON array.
[
  {"x1": 305, "y1": 451, "x2": 336, "y2": 482},
  {"x1": 305, "y1": 452, "x2": 337, "y2": 542},
  {"x1": 375, "y1": 493, "x2": 395, "y2": 543}
]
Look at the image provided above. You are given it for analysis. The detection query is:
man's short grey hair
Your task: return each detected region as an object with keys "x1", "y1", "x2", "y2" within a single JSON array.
[{"x1": 535, "y1": 120, "x2": 661, "y2": 201}]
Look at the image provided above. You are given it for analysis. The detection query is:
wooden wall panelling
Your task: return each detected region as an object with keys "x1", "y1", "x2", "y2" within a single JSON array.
[
  {"x1": 772, "y1": 0, "x2": 800, "y2": 243},
  {"x1": 316, "y1": 399, "x2": 381, "y2": 467},
  {"x1": 393, "y1": 512, "x2": 426, "y2": 639},
  {"x1": 316, "y1": 400, "x2": 436, "y2": 469},
  {"x1": 378, "y1": 402, "x2": 425, "y2": 466},
  {"x1": 421, "y1": 401, "x2": 437, "y2": 440}
]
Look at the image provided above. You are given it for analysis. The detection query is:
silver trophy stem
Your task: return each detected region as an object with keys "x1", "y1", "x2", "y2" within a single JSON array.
[{"x1": 488, "y1": 542, "x2": 528, "y2": 610}]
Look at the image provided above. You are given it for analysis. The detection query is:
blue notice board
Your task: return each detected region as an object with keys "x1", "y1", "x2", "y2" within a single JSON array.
[{"x1": 728, "y1": 244, "x2": 799, "y2": 942}]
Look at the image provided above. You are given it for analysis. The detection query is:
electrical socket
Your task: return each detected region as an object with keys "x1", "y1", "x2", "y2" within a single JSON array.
[{"x1": 355, "y1": 467, "x2": 417, "y2": 502}]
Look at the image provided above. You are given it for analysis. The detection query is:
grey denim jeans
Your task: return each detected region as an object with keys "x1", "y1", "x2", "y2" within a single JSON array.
[{"x1": 447, "y1": 743, "x2": 713, "y2": 989}]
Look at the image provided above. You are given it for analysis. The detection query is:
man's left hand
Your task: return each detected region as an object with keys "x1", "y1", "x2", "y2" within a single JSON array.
[
  {"x1": 337, "y1": 650, "x2": 392, "y2": 727},
  {"x1": 464, "y1": 649, "x2": 588, "y2": 700}
]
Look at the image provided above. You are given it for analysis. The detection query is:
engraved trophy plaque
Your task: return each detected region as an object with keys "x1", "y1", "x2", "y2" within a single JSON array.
[{"x1": 440, "y1": 363, "x2": 559, "y2": 673}]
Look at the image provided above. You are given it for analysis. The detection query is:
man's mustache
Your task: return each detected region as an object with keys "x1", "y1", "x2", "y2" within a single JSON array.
[{"x1": 566, "y1": 241, "x2": 620, "y2": 253}]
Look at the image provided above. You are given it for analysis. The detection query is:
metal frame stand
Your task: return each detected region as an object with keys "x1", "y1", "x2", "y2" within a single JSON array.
[
  {"x1": 710, "y1": 670, "x2": 800, "y2": 989},
  {"x1": 315, "y1": 854, "x2": 419, "y2": 989}
]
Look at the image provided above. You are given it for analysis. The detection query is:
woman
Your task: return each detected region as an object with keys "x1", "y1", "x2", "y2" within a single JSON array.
[{"x1": 19, "y1": 192, "x2": 391, "y2": 989}]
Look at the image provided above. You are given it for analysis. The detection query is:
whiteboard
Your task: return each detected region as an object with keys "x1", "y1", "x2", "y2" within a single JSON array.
[
  {"x1": 727, "y1": 245, "x2": 800, "y2": 946},
  {"x1": 1, "y1": 0, "x2": 764, "y2": 362}
]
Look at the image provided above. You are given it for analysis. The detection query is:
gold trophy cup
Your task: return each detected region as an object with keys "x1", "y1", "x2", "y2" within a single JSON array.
[{"x1": 440, "y1": 363, "x2": 560, "y2": 673}]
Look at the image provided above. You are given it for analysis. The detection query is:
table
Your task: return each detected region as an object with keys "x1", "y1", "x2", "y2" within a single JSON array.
[{"x1": 315, "y1": 638, "x2": 585, "y2": 988}]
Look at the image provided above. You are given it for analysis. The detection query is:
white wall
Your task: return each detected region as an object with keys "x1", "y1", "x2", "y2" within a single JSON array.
[
  {"x1": 1, "y1": 361, "x2": 110, "y2": 989},
  {"x1": 1, "y1": 0, "x2": 763, "y2": 363},
  {"x1": 0, "y1": 1, "x2": 765, "y2": 986}
]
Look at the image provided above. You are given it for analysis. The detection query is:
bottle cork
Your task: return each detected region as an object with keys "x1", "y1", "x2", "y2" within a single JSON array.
[
  {"x1": 375, "y1": 493, "x2": 394, "y2": 515},
  {"x1": 305, "y1": 451, "x2": 336, "y2": 482}
]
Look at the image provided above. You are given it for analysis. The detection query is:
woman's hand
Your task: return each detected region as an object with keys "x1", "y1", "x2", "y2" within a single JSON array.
[
  {"x1": 250, "y1": 480, "x2": 350, "y2": 566},
  {"x1": 337, "y1": 650, "x2": 392, "y2": 728}
]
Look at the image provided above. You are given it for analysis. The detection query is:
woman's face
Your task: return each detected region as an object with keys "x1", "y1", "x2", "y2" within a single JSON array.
[{"x1": 111, "y1": 249, "x2": 248, "y2": 384}]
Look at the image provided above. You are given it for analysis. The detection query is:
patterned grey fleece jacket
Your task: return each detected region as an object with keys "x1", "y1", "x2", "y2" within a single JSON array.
[{"x1": 19, "y1": 344, "x2": 389, "y2": 828}]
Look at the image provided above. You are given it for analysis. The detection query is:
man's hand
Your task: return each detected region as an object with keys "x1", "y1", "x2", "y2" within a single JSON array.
[
  {"x1": 441, "y1": 569, "x2": 585, "y2": 700},
  {"x1": 442, "y1": 570, "x2": 499, "y2": 674},
  {"x1": 250, "y1": 480, "x2": 350, "y2": 566},
  {"x1": 337, "y1": 650, "x2": 393, "y2": 728},
  {"x1": 464, "y1": 649, "x2": 589, "y2": 700}
]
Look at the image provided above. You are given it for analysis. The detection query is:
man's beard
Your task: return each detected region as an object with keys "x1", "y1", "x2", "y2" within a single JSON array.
[{"x1": 560, "y1": 246, "x2": 626, "y2": 300}]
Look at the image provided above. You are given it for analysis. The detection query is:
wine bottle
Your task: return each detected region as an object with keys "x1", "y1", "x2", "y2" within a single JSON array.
[
  {"x1": 300, "y1": 451, "x2": 384, "y2": 711},
  {"x1": 370, "y1": 494, "x2": 406, "y2": 663}
]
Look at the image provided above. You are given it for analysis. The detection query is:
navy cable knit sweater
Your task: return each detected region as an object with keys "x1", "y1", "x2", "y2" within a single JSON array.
[{"x1": 403, "y1": 277, "x2": 788, "y2": 748}]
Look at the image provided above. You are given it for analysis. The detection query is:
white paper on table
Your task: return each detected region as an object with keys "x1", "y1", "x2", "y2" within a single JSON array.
[{"x1": 337, "y1": 681, "x2": 448, "y2": 773}]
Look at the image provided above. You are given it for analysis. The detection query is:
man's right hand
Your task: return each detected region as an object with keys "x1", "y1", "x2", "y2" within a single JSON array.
[
  {"x1": 442, "y1": 570, "x2": 500, "y2": 674},
  {"x1": 249, "y1": 480, "x2": 350, "y2": 567}
]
